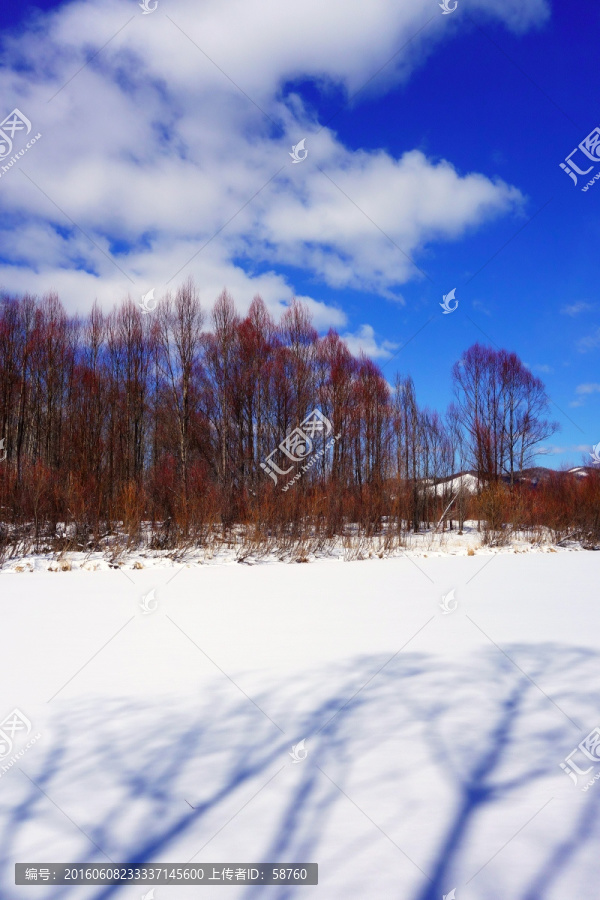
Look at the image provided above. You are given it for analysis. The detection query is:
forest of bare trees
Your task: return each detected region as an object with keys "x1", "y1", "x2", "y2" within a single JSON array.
[{"x1": 0, "y1": 281, "x2": 599, "y2": 560}]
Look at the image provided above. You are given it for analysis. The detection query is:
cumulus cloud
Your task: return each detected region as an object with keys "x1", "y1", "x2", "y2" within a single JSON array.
[
  {"x1": 0, "y1": 0, "x2": 546, "y2": 320},
  {"x1": 341, "y1": 323, "x2": 399, "y2": 359}
]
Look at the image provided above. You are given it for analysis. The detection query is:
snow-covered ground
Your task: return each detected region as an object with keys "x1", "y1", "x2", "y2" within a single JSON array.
[
  {"x1": 1, "y1": 550, "x2": 599, "y2": 899},
  {"x1": 0, "y1": 521, "x2": 579, "y2": 575}
]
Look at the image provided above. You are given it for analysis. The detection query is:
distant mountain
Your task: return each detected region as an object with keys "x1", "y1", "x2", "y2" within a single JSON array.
[{"x1": 513, "y1": 466, "x2": 597, "y2": 484}]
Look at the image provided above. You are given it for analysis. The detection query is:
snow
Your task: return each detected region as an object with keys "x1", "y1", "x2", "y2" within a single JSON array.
[
  {"x1": 0, "y1": 521, "x2": 576, "y2": 575},
  {"x1": 1, "y1": 550, "x2": 599, "y2": 899}
]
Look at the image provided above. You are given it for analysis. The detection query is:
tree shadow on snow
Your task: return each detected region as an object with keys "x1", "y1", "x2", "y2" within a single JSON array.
[{"x1": 0, "y1": 646, "x2": 599, "y2": 899}]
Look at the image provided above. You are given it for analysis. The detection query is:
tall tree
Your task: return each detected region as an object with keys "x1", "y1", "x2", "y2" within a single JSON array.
[{"x1": 451, "y1": 343, "x2": 558, "y2": 484}]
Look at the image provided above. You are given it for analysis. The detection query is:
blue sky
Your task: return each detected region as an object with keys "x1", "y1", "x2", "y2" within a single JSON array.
[{"x1": 0, "y1": 0, "x2": 599, "y2": 468}]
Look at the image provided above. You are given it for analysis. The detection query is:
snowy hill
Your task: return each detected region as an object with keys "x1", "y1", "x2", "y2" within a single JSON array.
[{"x1": 426, "y1": 471, "x2": 480, "y2": 497}]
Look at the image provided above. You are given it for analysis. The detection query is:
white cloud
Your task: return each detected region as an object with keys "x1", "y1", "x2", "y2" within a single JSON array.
[
  {"x1": 539, "y1": 444, "x2": 592, "y2": 455},
  {"x1": 0, "y1": 0, "x2": 546, "y2": 321},
  {"x1": 561, "y1": 301, "x2": 593, "y2": 316},
  {"x1": 570, "y1": 384, "x2": 600, "y2": 407},
  {"x1": 578, "y1": 328, "x2": 600, "y2": 352},
  {"x1": 341, "y1": 324, "x2": 399, "y2": 359},
  {"x1": 525, "y1": 363, "x2": 553, "y2": 374}
]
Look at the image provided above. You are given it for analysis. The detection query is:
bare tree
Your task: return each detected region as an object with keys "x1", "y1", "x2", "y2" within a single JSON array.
[
  {"x1": 451, "y1": 343, "x2": 558, "y2": 485},
  {"x1": 156, "y1": 279, "x2": 205, "y2": 514}
]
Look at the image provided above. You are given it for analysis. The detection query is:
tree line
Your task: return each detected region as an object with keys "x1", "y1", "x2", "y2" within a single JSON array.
[{"x1": 0, "y1": 281, "x2": 598, "y2": 557}]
